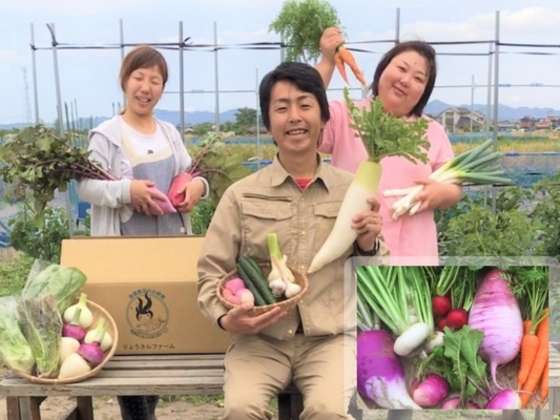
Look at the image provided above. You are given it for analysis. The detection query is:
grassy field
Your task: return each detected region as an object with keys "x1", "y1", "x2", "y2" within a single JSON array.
[{"x1": 216, "y1": 136, "x2": 560, "y2": 162}]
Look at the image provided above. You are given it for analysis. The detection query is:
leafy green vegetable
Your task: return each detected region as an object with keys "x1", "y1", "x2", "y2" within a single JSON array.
[
  {"x1": 21, "y1": 262, "x2": 87, "y2": 314},
  {"x1": 268, "y1": 0, "x2": 341, "y2": 62},
  {"x1": 343, "y1": 88, "x2": 430, "y2": 164},
  {"x1": 417, "y1": 325, "x2": 487, "y2": 408},
  {"x1": 0, "y1": 125, "x2": 114, "y2": 225},
  {"x1": 16, "y1": 295, "x2": 62, "y2": 378},
  {"x1": 186, "y1": 132, "x2": 252, "y2": 207},
  {"x1": 0, "y1": 296, "x2": 35, "y2": 375}
]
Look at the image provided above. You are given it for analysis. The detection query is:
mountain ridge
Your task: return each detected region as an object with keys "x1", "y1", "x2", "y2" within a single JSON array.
[{"x1": 2, "y1": 101, "x2": 558, "y2": 130}]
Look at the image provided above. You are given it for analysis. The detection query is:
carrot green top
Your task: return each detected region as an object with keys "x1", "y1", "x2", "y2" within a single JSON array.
[{"x1": 342, "y1": 87, "x2": 430, "y2": 164}]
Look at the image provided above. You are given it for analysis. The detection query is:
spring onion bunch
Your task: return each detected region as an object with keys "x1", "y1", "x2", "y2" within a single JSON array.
[{"x1": 384, "y1": 139, "x2": 512, "y2": 220}]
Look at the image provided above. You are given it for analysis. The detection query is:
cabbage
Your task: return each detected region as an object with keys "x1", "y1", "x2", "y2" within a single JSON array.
[{"x1": 0, "y1": 297, "x2": 35, "y2": 375}]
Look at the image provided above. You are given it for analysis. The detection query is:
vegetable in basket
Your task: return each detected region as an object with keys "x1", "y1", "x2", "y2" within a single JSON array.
[
  {"x1": 16, "y1": 295, "x2": 63, "y2": 378},
  {"x1": 0, "y1": 297, "x2": 35, "y2": 375},
  {"x1": 21, "y1": 262, "x2": 87, "y2": 314}
]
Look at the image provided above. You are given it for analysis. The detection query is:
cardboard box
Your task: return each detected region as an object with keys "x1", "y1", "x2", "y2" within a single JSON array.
[{"x1": 60, "y1": 235, "x2": 232, "y2": 355}]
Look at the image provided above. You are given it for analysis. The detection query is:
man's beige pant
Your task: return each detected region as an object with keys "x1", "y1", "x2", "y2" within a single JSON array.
[{"x1": 220, "y1": 332, "x2": 357, "y2": 420}]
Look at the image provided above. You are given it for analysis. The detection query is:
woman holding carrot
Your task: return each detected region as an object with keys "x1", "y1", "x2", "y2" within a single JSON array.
[
  {"x1": 77, "y1": 45, "x2": 208, "y2": 420},
  {"x1": 315, "y1": 28, "x2": 462, "y2": 263}
]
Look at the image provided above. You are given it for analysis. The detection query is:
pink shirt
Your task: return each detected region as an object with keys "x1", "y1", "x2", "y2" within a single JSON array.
[{"x1": 319, "y1": 98, "x2": 454, "y2": 264}]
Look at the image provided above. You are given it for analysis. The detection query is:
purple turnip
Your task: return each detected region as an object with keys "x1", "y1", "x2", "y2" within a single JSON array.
[
  {"x1": 467, "y1": 269, "x2": 523, "y2": 390},
  {"x1": 483, "y1": 389, "x2": 522, "y2": 409},
  {"x1": 77, "y1": 318, "x2": 107, "y2": 366},
  {"x1": 440, "y1": 396, "x2": 480, "y2": 409},
  {"x1": 62, "y1": 306, "x2": 86, "y2": 341},
  {"x1": 411, "y1": 374, "x2": 449, "y2": 407},
  {"x1": 357, "y1": 330, "x2": 421, "y2": 409}
]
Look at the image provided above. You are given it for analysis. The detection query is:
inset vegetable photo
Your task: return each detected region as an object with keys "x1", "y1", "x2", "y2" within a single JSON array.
[{"x1": 355, "y1": 265, "x2": 549, "y2": 411}]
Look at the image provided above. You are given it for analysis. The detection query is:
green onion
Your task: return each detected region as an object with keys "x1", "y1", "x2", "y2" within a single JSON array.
[{"x1": 384, "y1": 138, "x2": 513, "y2": 220}]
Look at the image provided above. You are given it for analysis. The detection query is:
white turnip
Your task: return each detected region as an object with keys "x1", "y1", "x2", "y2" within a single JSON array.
[
  {"x1": 357, "y1": 330, "x2": 421, "y2": 409},
  {"x1": 467, "y1": 269, "x2": 523, "y2": 390}
]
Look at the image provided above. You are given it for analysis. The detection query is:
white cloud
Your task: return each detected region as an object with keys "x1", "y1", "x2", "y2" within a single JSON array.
[
  {"x1": 0, "y1": 0, "x2": 159, "y2": 15},
  {"x1": 354, "y1": 7, "x2": 560, "y2": 46}
]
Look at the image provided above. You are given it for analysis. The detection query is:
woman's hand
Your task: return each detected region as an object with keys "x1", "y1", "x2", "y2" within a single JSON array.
[
  {"x1": 130, "y1": 180, "x2": 166, "y2": 216},
  {"x1": 319, "y1": 27, "x2": 344, "y2": 64},
  {"x1": 412, "y1": 178, "x2": 463, "y2": 212},
  {"x1": 176, "y1": 178, "x2": 206, "y2": 213},
  {"x1": 353, "y1": 197, "x2": 382, "y2": 253}
]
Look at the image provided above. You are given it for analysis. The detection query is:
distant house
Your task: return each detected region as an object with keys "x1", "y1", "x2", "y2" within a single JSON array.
[
  {"x1": 497, "y1": 121, "x2": 516, "y2": 130},
  {"x1": 534, "y1": 120, "x2": 552, "y2": 130},
  {"x1": 439, "y1": 107, "x2": 486, "y2": 133},
  {"x1": 516, "y1": 117, "x2": 536, "y2": 129}
]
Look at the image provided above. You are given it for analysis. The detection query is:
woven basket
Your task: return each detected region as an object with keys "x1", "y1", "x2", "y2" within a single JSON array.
[
  {"x1": 218, "y1": 262, "x2": 309, "y2": 316},
  {"x1": 13, "y1": 299, "x2": 119, "y2": 385}
]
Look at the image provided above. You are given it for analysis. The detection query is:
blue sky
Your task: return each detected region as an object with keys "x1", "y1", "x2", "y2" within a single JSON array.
[{"x1": 1, "y1": 0, "x2": 559, "y2": 124}]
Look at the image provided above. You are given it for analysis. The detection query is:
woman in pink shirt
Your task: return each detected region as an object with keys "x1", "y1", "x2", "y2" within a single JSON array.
[{"x1": 315, "y1": 28, "x2": 462, "y2": 264}]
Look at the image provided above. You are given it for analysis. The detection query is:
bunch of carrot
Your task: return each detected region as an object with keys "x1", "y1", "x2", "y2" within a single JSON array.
[
  {"x1": 517, "y1": 307, "x2": 549, "y2": 408},
  {"x1": 335, "y1": 44, "x2": 367, "y2": 88}
]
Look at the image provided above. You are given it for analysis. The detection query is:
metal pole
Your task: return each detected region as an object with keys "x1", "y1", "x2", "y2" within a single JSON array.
[
  {"x1": 120, "y1": 19, "x2": 126, "y2": 107},
  {"x1": 484, "y1": 42, "x2": 493, "y2": 207},
  {"x1": 70, "y1": 99, "x2": 75, "y2": 133},
  {"x1": 49, "y1": 23, "x2": 74, "y2": 237},
  {"x1": 395, "y1": 7, "x2": 400, "y2": 44},
  {"x1": 213, "y1": 21, "x2": 220, "y2": 132},
  {"x1": 74, "y1": 98, "x2": 80, "y2": 131},
  {"x1": 492, "y1": 11, "x2": 500, "y2": 214},
  {"x1": 64, "y1": 101, "x2": 70, "y2": 132},
  {"x1": 30, "y1": 23, "x2": 40, "y2": 124},
  {"x1": 256, "y1": 68, "x2": 261, "y2": 171},
  {"x1": 470, "y1": 74, "x2": 474, "y2": 144},
  {"x1": 179, "y1": 21, "x2": 185, "y2": 141}
]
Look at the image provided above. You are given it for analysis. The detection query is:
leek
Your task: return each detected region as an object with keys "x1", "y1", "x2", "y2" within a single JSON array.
[{"x1": 385, "y1": 138, "x2": 512, "y2": 220}]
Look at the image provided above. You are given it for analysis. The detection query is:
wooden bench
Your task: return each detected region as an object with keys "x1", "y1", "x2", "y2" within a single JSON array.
[
  {"x1": 0, "y1": 354, "x2": 303, "y2": 420},
  {"x1": 548, "y1": 335, "x2": 560, "y2": 418}
]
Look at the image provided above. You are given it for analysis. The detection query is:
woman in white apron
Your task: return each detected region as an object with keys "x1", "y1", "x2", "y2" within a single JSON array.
[{"x1": 78, "y1": 45, "x2": 208, "y2": 420}]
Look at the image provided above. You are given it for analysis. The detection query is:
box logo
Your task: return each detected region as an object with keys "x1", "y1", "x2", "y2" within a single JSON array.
[{"x1": 126, "y1": 289, "x2": 169, "y2": 339}]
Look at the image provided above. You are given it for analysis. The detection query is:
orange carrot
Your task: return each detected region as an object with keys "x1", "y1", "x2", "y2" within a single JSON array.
[
  {"x1": 337, "y1": 45, "x2": 367, "y2": 87},
  {"x1": 517, "y1": 325, "x2": 540, "y2": 388},
  {"x1": 540, "y1": 356, "x2": 549, "y2": 400},
  {"x1": 519, "y1": 309, "x2": 548, "y2": 408},
  {"x1": 334, "y1": 52, "x2": 348, "y2": 85},
  {"x1": 523, "y1": 319, "x2": 532, "y2": 335}
]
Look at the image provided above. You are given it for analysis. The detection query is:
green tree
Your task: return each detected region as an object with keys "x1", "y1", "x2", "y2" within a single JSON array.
[
  {"x1": 234, "y1": 107, "x2": 258, "y2": 134},
  {"x1": 269, "y1": 0, "x2": 341, "y2": 63}
]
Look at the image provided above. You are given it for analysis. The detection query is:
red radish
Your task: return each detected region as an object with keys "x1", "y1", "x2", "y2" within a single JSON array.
[
  {"x1": 437, "y1": 317, "x2": 447, "y2": 331},
  {"x1": 467, "y1": 268, "x2": 523, "y2": 390},
  {"x1": 225, "y1": 278, "x2": 245, "y2": 294},
  {"x1": 150, "y1": 187, "x2": 177, "y2": 214},
  {"x1": 446, "y1": 308, "x2": 468, "y2": 330},
  {"x1": 411, "y1": 374, "x2": 449, "y2": 407},
  {"x1": 432, "y1": 296, "x2": 451, "y2": 317},
  {"x1": 222, "y1": 288, "x2": 234, "y2": 300},
  {"x1": 167, "y1": 172, "x2": 193, "y2": 208}
]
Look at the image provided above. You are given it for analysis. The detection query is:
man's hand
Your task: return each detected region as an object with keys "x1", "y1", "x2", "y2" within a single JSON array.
[
  {"x1": 220, "y1": 302, "x2": 287, "y2": 335},
  {"x1": 319, "y1": 27, "x2": 344, "y2": 64},
  {"x1": 130, "y1": 180, "x2": 166, "y2": 217},
  {"x1": 176, "y1": 178, "x2": 205, "y2": 213},
  {"x1": 352, "y1": 197, "x2": 382, "y2": 252}
]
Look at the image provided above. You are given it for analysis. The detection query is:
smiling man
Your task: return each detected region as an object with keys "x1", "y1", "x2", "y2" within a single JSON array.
[{"x1": 197, "y1": 61, "x2": 389, "y2": 420}]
